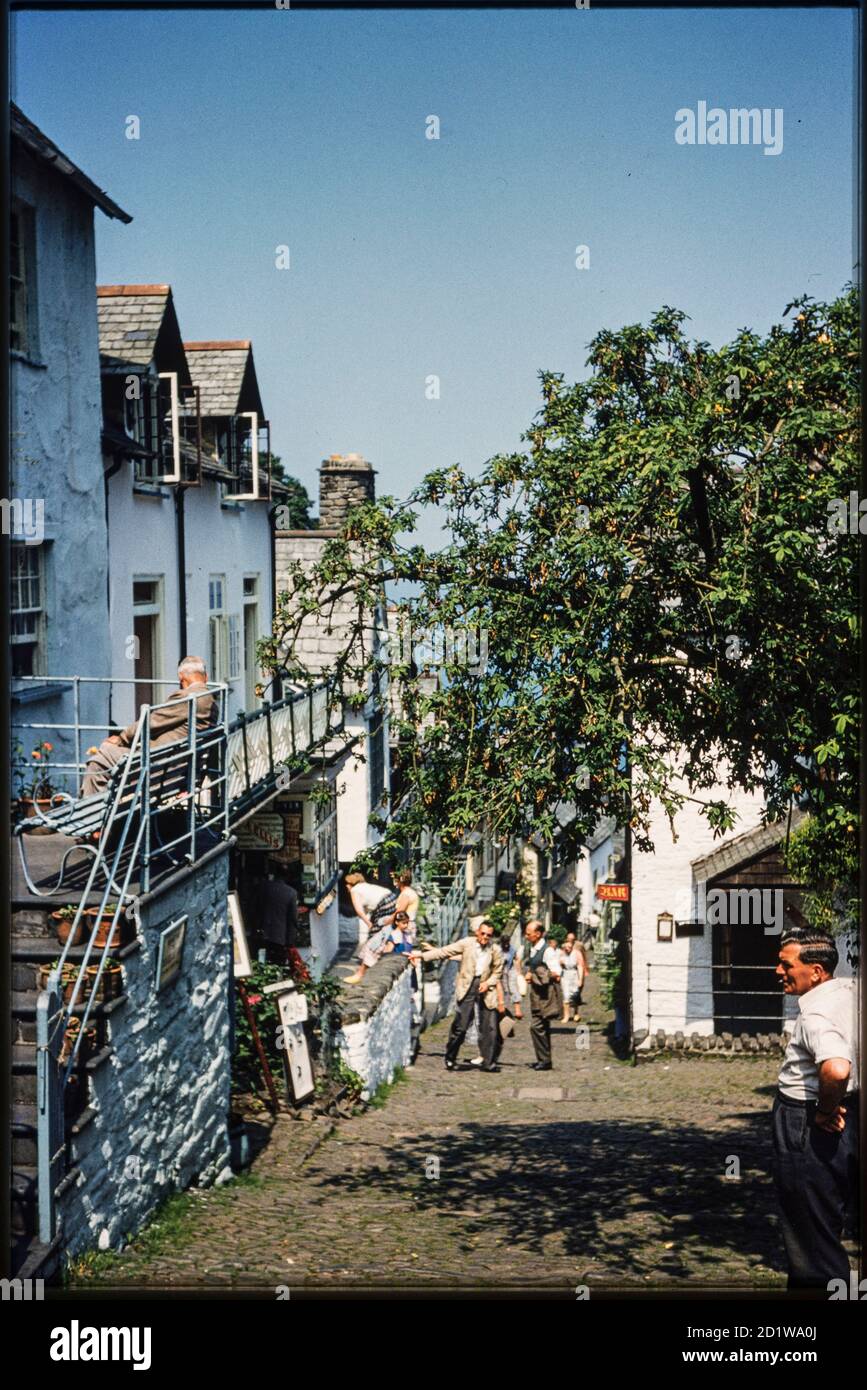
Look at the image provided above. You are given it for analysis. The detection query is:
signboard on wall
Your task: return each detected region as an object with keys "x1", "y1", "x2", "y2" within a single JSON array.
[
  {"x1": 235, "y1": 815, "x2": 285, "y2": 852},
  {"x1": 596, "y1": 883, "x2": 629, "y2": 902}
]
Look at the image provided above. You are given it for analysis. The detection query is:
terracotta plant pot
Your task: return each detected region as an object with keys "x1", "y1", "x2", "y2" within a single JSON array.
[
  {"x1": 84, "y1": 908, "x2": 121, "y2": 950},
  {"x1": 52, "y1": 911, "x2": 85, "y2": 948},
  {"x1": 37, "y1": 962, "x2": 78, "y2": 1002},
  {"x1": 59, "y1": 1019, "x2": 97, "y2": 1065},
  {"x1": 85, "y1": 963, "x2": 122, "y2": 1003}
]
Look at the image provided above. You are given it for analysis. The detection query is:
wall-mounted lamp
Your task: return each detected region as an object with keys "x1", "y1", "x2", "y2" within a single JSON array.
[{"x1": 657, "y1": 911, "x2": 674, "y2": 942}]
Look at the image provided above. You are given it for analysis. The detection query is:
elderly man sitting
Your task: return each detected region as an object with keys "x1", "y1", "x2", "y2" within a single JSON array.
[{"x1": 81, "y1": 656, "x2": 216, "y2": 798}]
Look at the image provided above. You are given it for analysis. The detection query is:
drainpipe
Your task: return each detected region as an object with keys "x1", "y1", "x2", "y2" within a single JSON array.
[
  {"x1": 104, "y1": 453, "x2": 124, "y2": 728},
  {"x1": 175, "y1": 484, "x2": 187, "y2": 659},
  {"x1": 269, "y1": 501, "x2": 281, "y2": 702}
]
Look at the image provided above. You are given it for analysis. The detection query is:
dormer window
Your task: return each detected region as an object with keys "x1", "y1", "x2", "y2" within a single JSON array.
[
  {"x1": 222, "y1": 412, "x2": 271, "y2": 500},
  {"x1": 123, "y1": 373, "x2": 201, "y2": 485}
]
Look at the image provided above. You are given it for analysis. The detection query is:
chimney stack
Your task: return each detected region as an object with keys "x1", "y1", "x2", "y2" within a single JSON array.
[{"x1": 318, "y1": 453, "x2": 376, "y2": 529}]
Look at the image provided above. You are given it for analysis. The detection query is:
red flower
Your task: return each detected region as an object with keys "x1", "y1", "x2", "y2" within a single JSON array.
[
  {"x1": 32, "y1": 751, "x2": 41, "y2": 760},
  {"x1": 247, "y1": 994, "x2": 263, "y2": 1006},
  {"x1": 43, "y1": 742, "x2": 53, "y2": 752}
]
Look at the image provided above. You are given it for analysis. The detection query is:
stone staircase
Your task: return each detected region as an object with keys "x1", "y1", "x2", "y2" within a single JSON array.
[{"x1": 10, "y1": 896, "x2": 138, "y2": 1279}]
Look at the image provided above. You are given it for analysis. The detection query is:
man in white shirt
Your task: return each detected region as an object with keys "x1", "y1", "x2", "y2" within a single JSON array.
[
  {"x1": 521, "y1": 920, "x2": 563, "y2": 1071},
  {"x1": 772, "y1": 928, "x2": 859, "y2": 1290}
]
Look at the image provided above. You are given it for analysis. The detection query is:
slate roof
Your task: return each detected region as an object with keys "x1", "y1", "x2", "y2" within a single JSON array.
[
  {"x1": 96, "y1": 285, "x2": 190, "y2": 382},
  {"x1": 11, "y1": 103, "x2": 132, "y2": 223},
  {"x1": 691, "y1": 807, "x2": 805, "y2": 882},
  {"x1": 183, "y1": 341, "x2": 265, "y2": 419}
]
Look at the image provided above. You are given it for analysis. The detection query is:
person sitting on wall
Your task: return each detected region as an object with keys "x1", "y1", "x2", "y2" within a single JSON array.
[
  {"x1": 81, "y1": 656, "x2": 216, "y2": 798},
  {"x1": 344, "y1": 900, "x2": 403, "y2": 986}
]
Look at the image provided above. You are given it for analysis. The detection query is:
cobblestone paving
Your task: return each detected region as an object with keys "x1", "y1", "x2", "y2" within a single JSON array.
[{"x1": 73, "y1": 976, "x2": 802, "y2": 1292}]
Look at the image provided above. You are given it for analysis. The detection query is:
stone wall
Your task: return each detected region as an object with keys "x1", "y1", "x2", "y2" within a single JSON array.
[
  {"x1": 60, "y1": 845, "x2": 233, "y2": 1257},
  {"x1": 334, "y1": 955, "x2": 413, "y2": 1097}
]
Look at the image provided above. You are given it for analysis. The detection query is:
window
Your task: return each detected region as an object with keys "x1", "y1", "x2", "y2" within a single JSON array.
[
  {"x1": 222, "y1": 413, "x2": 271, "y2": 500},
  {"x1": 132, "y1": 576, "x2": 163, "y2": 715},
  {"x1": 243, "y1": 577, "x2": 260, "y2": 709},
  {"x1": 10, "y1": 202, "x2": 38, "y2": 358},
  {"x1": 209, "y1": 575, "x2": 227, "y2": 681},
  {"x1": 313, "y1": 785, "x2": 338, "y2": 893},
  {"x1": 11, "y1": 544, "x2": 45, "y2": 676},
  {"x1": 124, "y1": 375, "x2": 161, "y2": 484},
  {"x1": 228, "y1": 614, "x2": 241, "y2": 680}
]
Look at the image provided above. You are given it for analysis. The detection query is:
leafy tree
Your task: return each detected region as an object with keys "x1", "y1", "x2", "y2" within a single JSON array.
[{"x1": 264, "y1": 287, "x2": 859, "y2": 906}]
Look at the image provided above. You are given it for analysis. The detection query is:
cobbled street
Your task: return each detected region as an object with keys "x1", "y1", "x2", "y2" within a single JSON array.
[{"x1": 70, "y1": 975, "x2": 799, "y2": 1293}]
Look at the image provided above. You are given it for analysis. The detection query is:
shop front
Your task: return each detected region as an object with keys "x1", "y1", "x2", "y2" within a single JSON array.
[{"x1": 229, "y1": 774, "x2": 341, "y2": 977}]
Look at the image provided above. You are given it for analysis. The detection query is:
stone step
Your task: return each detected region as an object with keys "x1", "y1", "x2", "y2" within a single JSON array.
[{"x1": 12, "y1": 1105, "x2": 37, "y2": 1166}]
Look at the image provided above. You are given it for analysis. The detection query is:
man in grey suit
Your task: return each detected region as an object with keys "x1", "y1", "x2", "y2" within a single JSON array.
[
  {"x1": 81, "y1": 656, "x2": 216, "y2": 797},
  {"x1": 412, "y1": 920, "x2": 504, "y2": 1072}
]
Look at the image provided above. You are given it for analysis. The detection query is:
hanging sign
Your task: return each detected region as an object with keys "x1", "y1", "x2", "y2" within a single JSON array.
[
  {"x1": 235, "y1": 815, "x2": 285, "y2": 852},
  {"x1": 597, "y1": 883, "x2": 629, "y2": 902}
]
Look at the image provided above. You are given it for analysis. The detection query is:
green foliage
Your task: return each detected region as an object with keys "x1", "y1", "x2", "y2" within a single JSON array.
[
  {"x1": 267, "y1": 287, "x2": 859, "y2": 886},
  {"x1": 783, "y1": 812, "x2": 859, "y2": 939},
  {"x1": 596, "y1": 941, "x2": 622, "y2": 1011},
  {"x1": 367, "y1": 1066, "x2": 407, "y2": 1109}
]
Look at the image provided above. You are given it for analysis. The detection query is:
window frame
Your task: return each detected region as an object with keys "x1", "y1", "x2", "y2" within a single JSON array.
[{"x1": 10, "y1": 542, "x2": 46, "y2": 677}]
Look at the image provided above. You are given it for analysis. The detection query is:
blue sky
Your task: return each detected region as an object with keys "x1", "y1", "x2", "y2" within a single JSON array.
[{"x1": 13, "y1": 5, "x2": 857, "y2": 528}]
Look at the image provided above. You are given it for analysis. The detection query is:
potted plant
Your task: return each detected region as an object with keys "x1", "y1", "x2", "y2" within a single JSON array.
[
  {"x1": 51, "y1": 904, "x2": 86, "y2": 948},
  {"x1": 84, "y1": 903, "x2": 122, "y2": 950},
  {"x1": 15, "y1": 740, "x2": 60, "y2": 828},
  {"x1": 37, "y1": 960, "x2": 78, "y2": 1002},
  {"x1": 59, "y1": 1016, "x2": 98, "y2": 1065},
  {"x1": 84, "y1": 957, "x2": 122, "y2": 1003}
]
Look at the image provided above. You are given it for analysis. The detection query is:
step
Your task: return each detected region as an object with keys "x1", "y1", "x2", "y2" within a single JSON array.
[
  {"x1": 12, "y1": 1105, "x2": 37, "y2": 1165},
  {"x1": 11, "y1": 1165, "x2": 37, "y2": 1238}
]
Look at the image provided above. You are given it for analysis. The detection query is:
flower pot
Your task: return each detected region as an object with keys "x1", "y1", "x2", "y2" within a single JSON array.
[
  {"x1": 85, "y1": 963, "x2": 122, "y2": 1003},
  {"x1": 52, "y1": 911, "x2": 85, "y2": 948},
  {"x1": 84, "y1": 908, "x2": 121, "y2": 950},
  {"x1": 37, "y1": 963, "x2": 78, "y2": 1002},
  {"x1": 59, "y1": 1019, "x2": 97, "y2": 1065}
]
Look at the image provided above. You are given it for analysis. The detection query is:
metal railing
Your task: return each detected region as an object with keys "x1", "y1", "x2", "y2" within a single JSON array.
[
  {"x1": 644, "y1": 961, "x2": 796, "y2": 1033},
  {"x1": 227, "y1": 679, "x2": 343, "y2": 821},
  {"x1": 25, "y1": 674, "x2": 343, "y2": 1246},
  {"x1": 12, "y1": 674, "x2": 208, "y2": 798}
]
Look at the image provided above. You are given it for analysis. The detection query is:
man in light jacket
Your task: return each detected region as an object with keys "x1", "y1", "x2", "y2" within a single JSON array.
[
  {"x1": 412, "y1": 920, "x2": 504, "y2": 1072},
  {"x1": 81, "y1": 656, "x2": 216, "y2": 796}
]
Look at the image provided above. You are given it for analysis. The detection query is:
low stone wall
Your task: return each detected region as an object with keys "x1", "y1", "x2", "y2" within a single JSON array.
[
  {"x1": 60, "y1": 845, "x2": 233, "y2": 1257},
  {"x1": 636, "y1": 1027, "x2": 791, "y2": 1059},
  {"x1": 334, "y1": 955, "x2": 413, "y2": 1098}
]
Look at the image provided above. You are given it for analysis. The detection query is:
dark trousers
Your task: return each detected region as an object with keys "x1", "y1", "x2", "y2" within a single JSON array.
[
  {"x1": 529, "y1": 998, "x2": 552, "y2": 1065},
  {"x1": 771, "y1": 1091, "x2": 859, "y2": 1289},
  {"x1": 446, "y1": 979, "x2": 497, "y2": 1067}
]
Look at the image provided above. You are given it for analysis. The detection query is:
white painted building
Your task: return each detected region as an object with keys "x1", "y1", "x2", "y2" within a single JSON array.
[
  {"x1": 98, "y1": 290, "x2": 275, "y2": 729},
  {"x1": 9, "y1": 105, "x2": 131, "y2": 794}
]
